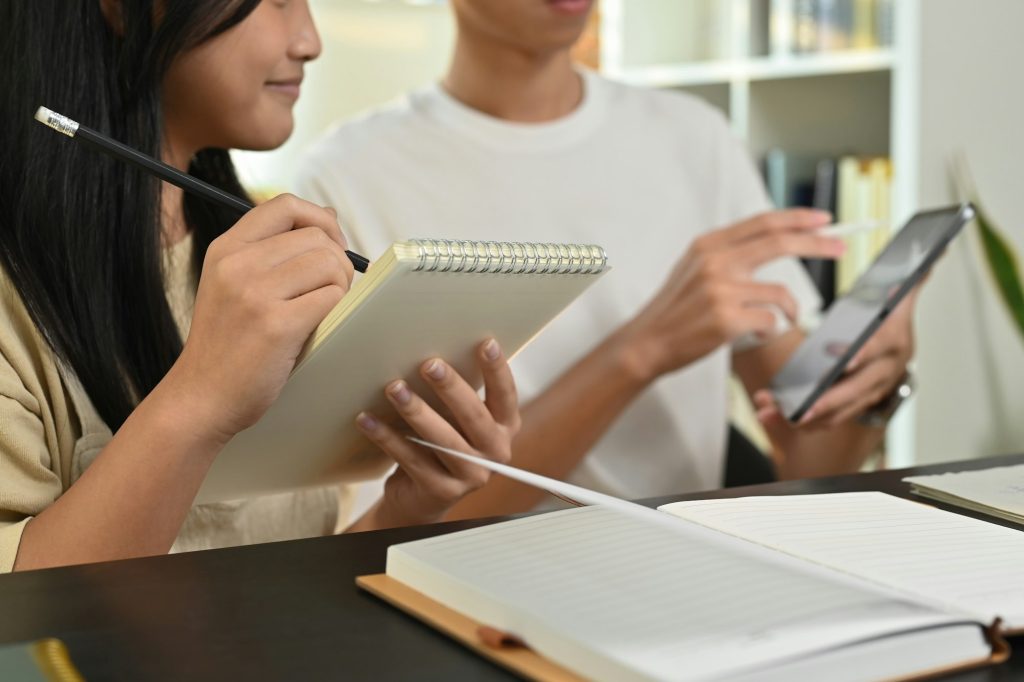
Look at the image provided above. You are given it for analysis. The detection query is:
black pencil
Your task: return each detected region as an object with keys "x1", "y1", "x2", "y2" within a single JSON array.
[{"x1": 33, "y1": 106, "x2": 370, "y2": 273}]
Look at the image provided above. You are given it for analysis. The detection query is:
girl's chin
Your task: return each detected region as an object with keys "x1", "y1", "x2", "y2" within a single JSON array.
[{"x1": 230, "y1": 118, "x2": 294, "y2": 152}]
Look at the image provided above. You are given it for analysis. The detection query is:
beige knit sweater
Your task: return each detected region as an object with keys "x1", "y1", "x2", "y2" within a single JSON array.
[{"x1": 0, "y1": 236, "x2": 347, "y2": 572}]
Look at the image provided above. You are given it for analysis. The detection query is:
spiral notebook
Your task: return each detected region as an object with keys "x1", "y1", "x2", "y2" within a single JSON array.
[{"x1": 196, "y1": 239, "x2": 608, "y2": 503}]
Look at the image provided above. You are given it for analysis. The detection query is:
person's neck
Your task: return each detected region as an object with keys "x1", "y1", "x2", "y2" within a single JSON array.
[
  {"x1": 160, "y1": 136, "x2": 197, "y2": 247},
  {"x1": 442, "y1": 35, "x2": 582, "y2": 123}
]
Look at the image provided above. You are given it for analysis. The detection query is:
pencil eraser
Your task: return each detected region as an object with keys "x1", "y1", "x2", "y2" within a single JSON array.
[{"x1": 33, "y1": 106, "x2": 78, "y2": 137}]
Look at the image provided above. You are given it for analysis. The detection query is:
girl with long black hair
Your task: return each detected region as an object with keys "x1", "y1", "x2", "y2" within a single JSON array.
[{"x1": 0, "y1": 0, "x2": 520, "y2": 572}]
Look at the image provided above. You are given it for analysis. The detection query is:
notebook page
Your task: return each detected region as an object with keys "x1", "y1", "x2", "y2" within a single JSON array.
[
  {"x1": 660, "y1": 492, "x2": 1024, "y2": 630},
  {"x1": 388, "y1": 505, "x2": 971, "y2": 682}
]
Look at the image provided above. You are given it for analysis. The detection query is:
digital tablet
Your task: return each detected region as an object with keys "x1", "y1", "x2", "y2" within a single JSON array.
[{"x1": 771, "y1": 203, "x2": 975, "y2": 422}]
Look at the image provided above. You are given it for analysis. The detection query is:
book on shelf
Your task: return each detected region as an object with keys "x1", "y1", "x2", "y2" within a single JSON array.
[
  {"x1": 763, "y1": 148, "x2": 891, "y2": 305},
  {"x1": 764, "y1": 148, "x2": 820, "y2": 209},
  {"x1": 772, "y1": 0, "x2": 894, "y2": 55},
  {"x1": 749, "y1": 0, "x2": 772, "y2": 57},
  {"x1": 359, "y1": 476, "x2": 1018, "y2": 682},
  {"x1": 816, "y1": 0, "x2": 853, "y2": 51},
  {"x1": 764, "y1": 148, "x2": 834, "y2": 305},
  {"x1": 836, "y1": 155, "x2": 891, "y2": 294},
  {"x1": 793, "y1": 0, "x2": 819, "y2": 53},
  {"x1": 809, "y1": 157, "x2": 839, "y2": 304},
  {"x1": 197, "y1": 238, "x2": 607, "y2": 503}
]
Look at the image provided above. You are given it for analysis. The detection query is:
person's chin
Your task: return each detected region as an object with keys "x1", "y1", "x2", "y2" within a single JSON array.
[
  {"x1": 234, "y1": 118, "x2": 294, "y2": 152},
  {"x1": 527, "y1": 32, "x2": 586, "y2": 56}
]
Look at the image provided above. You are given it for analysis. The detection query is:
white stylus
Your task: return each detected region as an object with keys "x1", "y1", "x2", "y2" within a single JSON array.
[{"x1": 820, "y1": 221, "x2": 886, "y2": 238}]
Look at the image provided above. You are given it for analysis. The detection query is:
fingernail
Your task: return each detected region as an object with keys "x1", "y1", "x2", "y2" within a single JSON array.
[
  {"x1": 799, "y1": 408, "x2": 816, "y2": 425},
  {"x1": 813, "y1": 209, "x2": 833, "y2": 221},
  {"x1": 424, "y1": 358, "x2": 446, "y2": 381},
  {"x1": 387, "y1": 381, "x2": 412, "y2": 406},
  {"x1": 356, "y1": 411, "x2": 378, "y2": 431},
  {"x1": 483, "y1": 339, "x2": 500, "y2": 361}
]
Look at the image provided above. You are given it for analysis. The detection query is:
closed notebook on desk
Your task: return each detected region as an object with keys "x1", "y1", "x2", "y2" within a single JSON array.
[
  {"x1": 360, "y1": 492, "x2": 1016, "y2": 681},
  {"x1": 198, "y1": 240, "x2": 607, "y2": 503},
  {"x1": 904, "y1": 463, "x2": 1024, "y2": 525}
]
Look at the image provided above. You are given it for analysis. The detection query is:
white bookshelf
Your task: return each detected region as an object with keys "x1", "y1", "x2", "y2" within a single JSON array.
[
  {"x1": 598, "y1": 0, "x2": 1024, "y2": 469},
  {"x1": 606, "y1": 50, "x2": 894, "y2": 89},
  {"x1": 598, "y1": 0, "x2": 896, "y2": 147}
]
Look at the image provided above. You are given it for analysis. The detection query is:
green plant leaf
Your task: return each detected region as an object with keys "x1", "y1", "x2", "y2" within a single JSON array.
[{"x1": 973, "y1": 201, "x2": 1024, "y2": 345}]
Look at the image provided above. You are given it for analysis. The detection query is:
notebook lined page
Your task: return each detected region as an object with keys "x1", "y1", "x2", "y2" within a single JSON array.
[
  {"x1": 388, "y1": 505, "x2": 967, "y2": 682},
  {"x1": 660, "y1": 492, "x2": 1024, "y2": 630}
]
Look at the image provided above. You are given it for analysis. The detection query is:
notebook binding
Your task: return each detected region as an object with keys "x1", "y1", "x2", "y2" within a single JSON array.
[{"x1": 409, "y1": 239, "x2": 607, "y2": 275}]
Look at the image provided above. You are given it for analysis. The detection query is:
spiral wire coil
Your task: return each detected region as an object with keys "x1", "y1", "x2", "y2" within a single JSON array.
[{"x1": 409, "y1": 239, "x2": 607, "y2": 275}]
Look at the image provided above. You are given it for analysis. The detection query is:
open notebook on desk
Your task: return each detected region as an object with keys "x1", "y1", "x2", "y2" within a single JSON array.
[
  {"x1": 359, "y1": 453, "x2": 1018, "y2": 681},
  {"x1": 197, "y1": 239, "x2": 607, "y2": 503}
]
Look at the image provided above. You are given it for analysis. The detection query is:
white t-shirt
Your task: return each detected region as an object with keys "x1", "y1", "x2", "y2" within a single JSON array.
[{"x1": 295, "y1": 70, "x2": 820, "y2": 504}]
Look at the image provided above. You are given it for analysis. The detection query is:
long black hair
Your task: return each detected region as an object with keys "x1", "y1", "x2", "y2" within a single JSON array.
[{"x1": 0, "y1": 0, "x2": 261, "y2": 429}]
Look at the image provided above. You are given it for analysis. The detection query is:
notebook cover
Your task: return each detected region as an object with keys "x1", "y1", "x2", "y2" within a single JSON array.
[
  {"x1": 357, "y1": 574, "x2": 1009, "y2": 682},
  {"x1": 198, "y1": 240, "x2": 607, "y2": 503},
  {"x1": 357, "y1": 574, "x2": 584, "y2": 682}
]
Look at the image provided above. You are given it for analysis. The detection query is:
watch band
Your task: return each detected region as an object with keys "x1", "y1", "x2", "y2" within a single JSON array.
[{"x1": 857, "y1": 372, "x2": 915, "y2": 428}]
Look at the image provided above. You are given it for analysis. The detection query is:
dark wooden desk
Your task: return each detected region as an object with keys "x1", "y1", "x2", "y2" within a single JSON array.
[{"x1": 1, "y1": 454, "x2": 1022, "y2": 681}]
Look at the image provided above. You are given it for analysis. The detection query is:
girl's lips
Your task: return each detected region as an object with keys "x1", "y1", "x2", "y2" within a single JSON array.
[{"x1": 265, "y1": 80, "x2": 302, "y2": 99}]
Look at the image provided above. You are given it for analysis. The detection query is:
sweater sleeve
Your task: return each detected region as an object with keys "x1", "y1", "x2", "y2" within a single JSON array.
[
  {"x1": 0, "y1": 277, "x2": 73, "y2": 573},
  {"x1": 0, "y1": 374, "x2": 64, "y2": 572}
]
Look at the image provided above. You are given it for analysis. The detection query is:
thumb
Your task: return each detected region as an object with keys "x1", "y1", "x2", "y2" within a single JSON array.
[{"x1": 757, "y1": 403, "x2": 795, "y2": 440}]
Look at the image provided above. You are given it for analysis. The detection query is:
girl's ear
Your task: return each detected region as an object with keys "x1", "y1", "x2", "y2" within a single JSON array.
[{"x1": 99, "y1": 0, "x2": 125, "y2": 36}]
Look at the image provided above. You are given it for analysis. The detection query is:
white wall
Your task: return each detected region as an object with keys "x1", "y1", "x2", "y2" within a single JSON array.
[
  {"x1": 910, "y1": 0, "x2": 1024, "y2": 462},
  {"x1": 233, "y1": 0, "x2": 454, "y2": 193}
]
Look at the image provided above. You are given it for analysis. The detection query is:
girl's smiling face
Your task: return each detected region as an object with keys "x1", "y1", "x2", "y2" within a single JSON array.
[{"x1": 162, "y1": 0, "x2": 322, "y2": 159}]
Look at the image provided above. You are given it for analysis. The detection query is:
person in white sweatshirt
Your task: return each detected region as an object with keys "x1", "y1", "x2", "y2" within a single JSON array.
[{"x1": 296, "y1": 0, "x2": 919, "y2": 519}]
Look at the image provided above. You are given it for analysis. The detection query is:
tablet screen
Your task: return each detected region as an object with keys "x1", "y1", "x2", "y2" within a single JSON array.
[{"x1": 771, "y1": 205, "x2": 970, "y2": 421}]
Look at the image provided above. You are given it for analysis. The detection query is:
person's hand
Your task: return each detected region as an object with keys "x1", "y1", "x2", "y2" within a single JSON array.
[
  {"x1": 352, "y1": 339, "x2": 520, "y2": 528},
  {"x1": 169, "y1": 194, "x2": 354, "y2": 444},
  {"x1": 753, "y1": 283, "x2": 920, "y2": 433},
  {"x1": 619, "y1": 209, "x2": 845, "y2": 383}
]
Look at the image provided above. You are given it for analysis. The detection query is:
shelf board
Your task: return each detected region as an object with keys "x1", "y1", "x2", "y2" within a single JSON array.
[{"x1": 606, "y1": 49, "x2": 895, "y2": 88}]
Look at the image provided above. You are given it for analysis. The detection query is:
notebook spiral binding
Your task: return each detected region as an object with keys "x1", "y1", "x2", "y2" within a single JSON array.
[{"x1": 409, "y1": 239, "x2": 607, "y2": 275}]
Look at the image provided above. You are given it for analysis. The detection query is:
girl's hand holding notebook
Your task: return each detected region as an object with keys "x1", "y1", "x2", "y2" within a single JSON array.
[
  {"x1": 171, "y1": 194, "x2": 354, "y2": 444},
  {"x1": 350, "y1": 339, "x2": 520, "y2": 530}
]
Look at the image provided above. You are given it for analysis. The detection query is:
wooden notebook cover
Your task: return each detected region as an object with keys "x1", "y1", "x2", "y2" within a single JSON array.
[
  {"x1": 357, "y1": 574, "x2": 1009, "y2": 682},
  {"x1": 357, "y1": 574, "x2": 583, "y2": 681}
]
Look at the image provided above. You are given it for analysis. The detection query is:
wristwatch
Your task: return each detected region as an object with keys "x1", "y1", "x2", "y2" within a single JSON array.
[{"x1": 857, "y1": 372, "x2": 915, "y2": 428}]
